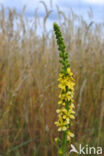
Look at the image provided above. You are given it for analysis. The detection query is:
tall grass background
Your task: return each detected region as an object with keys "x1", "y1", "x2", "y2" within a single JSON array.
[{"x1": 0, "y1": 2, "x2": 104, "y2": 156}]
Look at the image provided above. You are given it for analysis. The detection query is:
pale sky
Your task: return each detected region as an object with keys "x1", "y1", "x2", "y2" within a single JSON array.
[
  {"x1": 0, "y1": 0, "x2": 104, "y2": 33},
  {"x1": 84, "y1": 0, "x2": 104, "y2": 4},
  {"x1": 0, "y1": 0, "x2": 103, "y2": 18}
]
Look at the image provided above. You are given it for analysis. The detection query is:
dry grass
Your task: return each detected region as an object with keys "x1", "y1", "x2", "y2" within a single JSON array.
[{"x1": 0, "y1": 4, "x2": 104, "y2": 156}]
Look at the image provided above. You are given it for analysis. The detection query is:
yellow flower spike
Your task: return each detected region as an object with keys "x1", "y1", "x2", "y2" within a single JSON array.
[{"x1": 53, "y1": 23, "x2": 75, "y2": 155}]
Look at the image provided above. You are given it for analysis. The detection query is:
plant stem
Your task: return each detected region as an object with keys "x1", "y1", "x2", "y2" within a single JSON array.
[{"x1": 62, "y1": 131, "x2": 66, "y2": 156}]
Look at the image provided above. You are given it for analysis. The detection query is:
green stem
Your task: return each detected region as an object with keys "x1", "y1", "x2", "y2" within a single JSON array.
[{"x1": 62, "y1": 131, "x2": 66, "y2": 156}]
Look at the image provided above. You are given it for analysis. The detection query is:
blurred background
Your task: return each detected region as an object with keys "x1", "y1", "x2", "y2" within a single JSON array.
[{"x1": 0, "y1": 0, "x2": 104, "y2": 155}]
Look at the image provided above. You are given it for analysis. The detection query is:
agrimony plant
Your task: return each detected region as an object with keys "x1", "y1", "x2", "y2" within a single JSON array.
[{"x1": 53, "y1": 23, "x2": 75, "y2": 156}]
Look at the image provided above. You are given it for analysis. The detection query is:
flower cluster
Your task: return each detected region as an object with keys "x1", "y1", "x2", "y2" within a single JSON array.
[
  {"x1": 53, "y1": 23, "x2": 75, "y2": 145},
  {"x1": 55, "y1": 67, "x2": 75, "y2": 141}
]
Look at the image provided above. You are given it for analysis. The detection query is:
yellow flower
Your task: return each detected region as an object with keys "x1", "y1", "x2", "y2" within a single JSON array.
[
  {"x1": 58, "y1": 149, "x2": 63, "y2": 155},
  {"x1": 55, "y1": 116, "x2": 69, "y2": 132},
  {"x1": 55, "y1": 137, "x2": 58, "y2": 142},
  {"x1": 58, "y1": 83, "x2": 66, "y2": 90},
  {"x1": 56, "y1": 109, "x2": 60, "y2": 113},
  {"x1": 70, "y1": 114, "x2": 75, "y2": 119},
  {"x1": 67, "y1": 131, "x2": 74, "y2": 141},
  {"x1": 58, "y1": 101, "x2": 62, "y2": 105},
  {"x1": 67, "y1": 68, "x2": 73, "y2": 76},
  {"x1": 59, "y1": 92, "x2": 73, "y2": 101}
]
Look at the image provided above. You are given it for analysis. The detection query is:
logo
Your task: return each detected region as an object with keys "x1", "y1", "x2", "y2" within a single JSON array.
[{"x1": 69, "y1": 144, "x2": 103, "y2": 155}]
